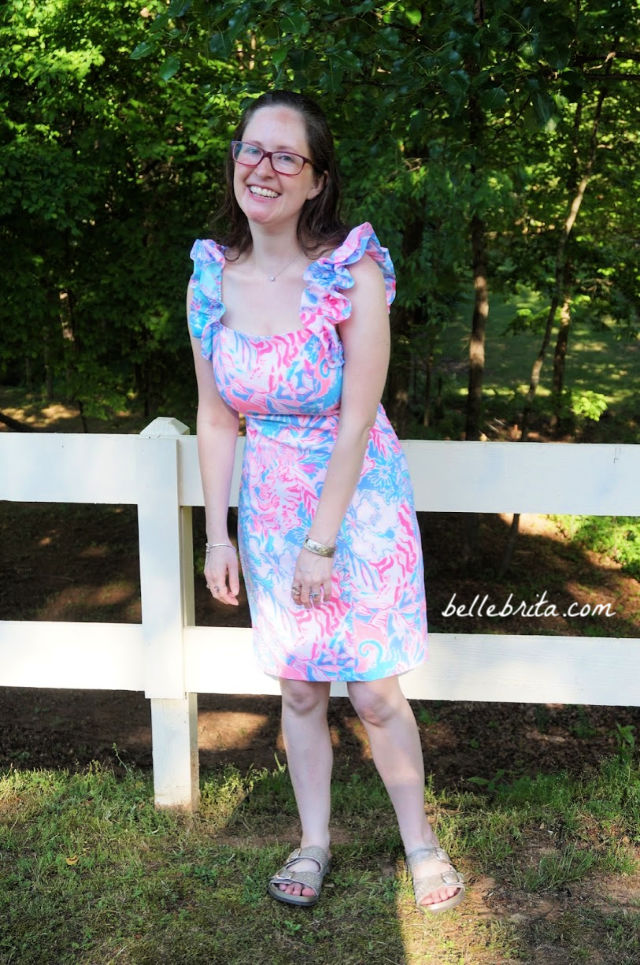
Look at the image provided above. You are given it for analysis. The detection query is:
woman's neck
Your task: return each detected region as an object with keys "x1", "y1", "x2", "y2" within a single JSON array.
[{"x1": 245, "y1": 226, "x2": 304, "y2": 278}]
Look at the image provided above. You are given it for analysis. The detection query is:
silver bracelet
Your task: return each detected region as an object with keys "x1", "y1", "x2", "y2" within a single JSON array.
[
  {"x1": 303, "y1": 536, "x2": 336, "y2": 558},
  {"x1": 205, "y1": 541, "x2": 235, "y2": 553}
]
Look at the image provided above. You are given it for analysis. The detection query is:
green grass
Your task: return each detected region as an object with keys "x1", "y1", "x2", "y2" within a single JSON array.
[
  {"x1": 445, "y1": 291, "x2": 638, "y2": 407},
  {"x1": 552, "y1": 515, "x2": 640, "y2": 580},
  {"x1": 1, "y1": 753, "x2": 639, "y2": 964}
]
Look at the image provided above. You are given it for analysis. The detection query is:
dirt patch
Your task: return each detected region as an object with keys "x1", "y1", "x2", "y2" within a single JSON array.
[{"x1": 2, "y1": 687, "x2": 639, "y2": 791}]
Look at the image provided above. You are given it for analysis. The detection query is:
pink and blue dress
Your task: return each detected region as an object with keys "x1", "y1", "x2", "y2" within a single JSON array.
[{"x1": 188, "y1": 222, "x2": 427, "y2": 682}]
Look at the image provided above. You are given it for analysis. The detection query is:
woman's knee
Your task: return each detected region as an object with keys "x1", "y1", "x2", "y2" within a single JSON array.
[
  {"x1": 347, "y1": 678, "x2": 404, "y2": 727},
  {"x1": 280, "y1": 679, "x2": 330, "y2": 717}
]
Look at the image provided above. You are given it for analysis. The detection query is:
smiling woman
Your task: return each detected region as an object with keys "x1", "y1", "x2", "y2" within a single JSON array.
[
  {"x1": 231, "y1": 105, "x2": 324, "y2": 239},
  {"x1": 220, "y1": 91, "x2": 343, "y2": 261},
  {"x1": 186, "y1": 90, "x2": 465, "y2": 914}
]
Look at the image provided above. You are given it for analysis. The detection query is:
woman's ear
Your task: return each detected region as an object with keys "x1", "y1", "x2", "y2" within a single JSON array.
[{"x1": 307, "y1": 171, "x2": 327, "y2": 201}]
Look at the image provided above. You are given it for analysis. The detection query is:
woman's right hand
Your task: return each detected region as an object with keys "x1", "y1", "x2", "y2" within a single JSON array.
[{"x1": 205, "y1": 545, "x2": 240, "y2": 606}]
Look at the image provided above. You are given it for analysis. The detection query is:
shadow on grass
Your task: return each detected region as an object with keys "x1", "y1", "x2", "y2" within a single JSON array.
[{"x1": 1, "y1": 757, "x2": 638, "y2": 964}]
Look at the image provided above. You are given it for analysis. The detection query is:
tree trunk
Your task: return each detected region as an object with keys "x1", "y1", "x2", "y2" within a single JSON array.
[
  {"x1": 464, "y1": 4, "x2": 488, "y2": 443},
  {"x1": 462, "y1": 1, "x2": 488, "y2": 564},
  {"x1": 43, "y1": 327, "x2": 54, "y2": 401},
  {"x1": 465, "y1": 211, "x2": 489, "y2": 441},
  {"x1": 550, "y1": 289, "x2": 572, "y2": 431},
  {"x1": 59, "y1": 289, "x2": 75, "y2": 398},
  {"x1": 423, "y1": 345, "x2": 434, "y2": 427}
]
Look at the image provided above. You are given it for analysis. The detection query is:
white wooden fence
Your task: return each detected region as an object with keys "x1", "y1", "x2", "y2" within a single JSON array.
[{"x1": 1, "y1": 418, "x2": 638, "y2": 809}]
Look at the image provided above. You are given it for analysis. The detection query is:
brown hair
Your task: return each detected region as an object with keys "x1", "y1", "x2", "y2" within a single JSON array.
[{"x1": 216, "y1": 91, "x2": 347, "y2": 257}]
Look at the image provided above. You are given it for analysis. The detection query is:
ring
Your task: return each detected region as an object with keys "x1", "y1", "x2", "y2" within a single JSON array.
[
  {"x1": 310, "y1": 591, "x2": 319, "y2": 598},
  {"x1": 208, "y1": 584, "x2": 220, "y2": 593}
]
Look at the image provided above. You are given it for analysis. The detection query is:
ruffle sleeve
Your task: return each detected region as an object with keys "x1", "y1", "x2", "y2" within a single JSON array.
[
  {"x1": 188, "y1": 239, "x2": 226, "y2": 360},
  {"x1": 301, "y1": 222, "x2": 396, "y2": 331}
]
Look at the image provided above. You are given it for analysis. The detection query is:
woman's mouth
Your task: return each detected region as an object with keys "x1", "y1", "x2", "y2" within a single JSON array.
[{"x1": 249, "y1": 185, "x2": 280, "y2": 199}]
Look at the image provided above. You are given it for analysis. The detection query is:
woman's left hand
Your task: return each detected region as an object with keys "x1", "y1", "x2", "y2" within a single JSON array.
[{"x1": 291, "y1": 548, "x2": 334, "y2": 607}]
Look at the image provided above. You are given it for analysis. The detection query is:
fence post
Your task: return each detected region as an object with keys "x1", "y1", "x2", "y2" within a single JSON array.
[{"x1": 139, "y1": 417, "x2": 199, "y2": 811}]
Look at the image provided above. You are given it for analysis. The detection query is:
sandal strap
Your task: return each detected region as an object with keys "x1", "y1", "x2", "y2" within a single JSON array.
[
  {"x1": 286, "y1": 845, "x2": 330, "y2": 869},
  {"x1": 405, "y1": 846, "x2": 465, "y2": 907},
  {"x1": 406, "y1": 845, "x2": 452, "y2": 868},
  {"x1": 269, "y1": 846, "x2": 330, "y2": 896}
]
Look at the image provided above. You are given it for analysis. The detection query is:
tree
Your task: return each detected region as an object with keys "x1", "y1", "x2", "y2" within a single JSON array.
[
  {"x1": 1, "y1": 0, "x2": 637, "y2": 443},
  {"x1": 0, "y1": 0, "x2": 229, "y2": 421}
]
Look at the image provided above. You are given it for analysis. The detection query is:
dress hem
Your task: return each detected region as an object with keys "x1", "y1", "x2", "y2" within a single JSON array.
[{"x1": 256, "y1": 652, "x2": 429, "y2": 684}]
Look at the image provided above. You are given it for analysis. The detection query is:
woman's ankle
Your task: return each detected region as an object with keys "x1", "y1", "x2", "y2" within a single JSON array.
[{"x1": 300, "y1": 833, "x2": 331, "y2": 851}]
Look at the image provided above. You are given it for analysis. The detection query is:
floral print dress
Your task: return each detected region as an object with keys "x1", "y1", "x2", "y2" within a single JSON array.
[{"x1": 188, "y1": 222, "x2": 427, "y2": 681}]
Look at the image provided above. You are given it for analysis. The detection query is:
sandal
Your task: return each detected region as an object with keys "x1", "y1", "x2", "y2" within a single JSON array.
[
  {"x1": 405, "y1": 846, "x2": 465, "y2": 913},
  {"x1": 267, "y1": 845, "x2": 330, "y2": 908}
]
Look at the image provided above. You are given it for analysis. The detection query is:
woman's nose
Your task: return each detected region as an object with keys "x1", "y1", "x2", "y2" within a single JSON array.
[{"x1": 255, "y1": 153, "x2": 275, "y2": 174}]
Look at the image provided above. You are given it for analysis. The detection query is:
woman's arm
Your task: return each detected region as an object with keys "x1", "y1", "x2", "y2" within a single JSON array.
[
  {"x1": 189, "y1": 315, "x2": 241, "y2": 605},
  {"x1": 292, "y1": 254, "x2": 391, "y2": 606}
]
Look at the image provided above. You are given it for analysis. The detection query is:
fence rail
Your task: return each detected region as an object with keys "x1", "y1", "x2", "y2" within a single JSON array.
[{"x1": 1, "y1": 418, "x2": 638, "y2": 809}]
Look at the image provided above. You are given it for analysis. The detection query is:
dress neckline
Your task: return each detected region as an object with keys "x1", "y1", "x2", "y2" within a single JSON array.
[{"x1": 216, "y1": 248, "x2": 323, "y2": 340}]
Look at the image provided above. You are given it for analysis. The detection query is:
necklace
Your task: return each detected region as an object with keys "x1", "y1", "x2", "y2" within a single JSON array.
[{"x1": 264, "y1": 252, "x2": 303, "y2": 282}]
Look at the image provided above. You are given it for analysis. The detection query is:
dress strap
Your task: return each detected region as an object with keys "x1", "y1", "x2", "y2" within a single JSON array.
[
  {"x1": 188, "y1": 239, "x2": 226, "y2": 360},
  {"x1": 302, "y1": 222, "x2": 396, "y2": 330}
]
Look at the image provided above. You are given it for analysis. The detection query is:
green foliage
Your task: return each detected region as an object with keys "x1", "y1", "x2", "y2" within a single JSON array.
[
  {"x1": 1, "y1": 0, "x2": 639, "y2": 431},
  {"x1": 566, "y1": 389, "x2": 609, "y2": 422},
  {"x1": 553, "y1": 515, "x2": 640, "y2": 579},
  {"x1": 0, "y1": 0, "x2": 228, "y2": 417}
]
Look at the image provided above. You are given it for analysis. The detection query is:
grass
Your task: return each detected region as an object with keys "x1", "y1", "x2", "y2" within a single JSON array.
[
  {"x1": 552, "y1": 515, "x2": 640, "y2": 580},
  {"x1": 415, "y1": 290, "x2": 639, "y2": 443},
  {"x1": 1, "y1": 752, "x2": 639, "y2": 964}
]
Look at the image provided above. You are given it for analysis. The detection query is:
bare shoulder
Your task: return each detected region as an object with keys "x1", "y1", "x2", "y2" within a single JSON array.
[
  {"x1": 347, "y1": 254, "x2": 387, "y2": 305},
  {"x1": 348, "y1": 253, "x2": 385, "y2": 283},
  {"x1": 339, "y1": 253, "x2": 390, "y2": 345}
]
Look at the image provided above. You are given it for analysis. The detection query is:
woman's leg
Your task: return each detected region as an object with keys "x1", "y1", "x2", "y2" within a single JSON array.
[
  {"x1": 278, "y1": 678, "x2": 332, "y2": 897},
  {"x1": 347, "y1": 676, "x2": 462, "y2": 908}
]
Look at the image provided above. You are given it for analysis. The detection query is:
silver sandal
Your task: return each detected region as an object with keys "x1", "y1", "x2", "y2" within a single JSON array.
[
  {"x1": 267, "y1": 845, "x2": 330, "y2": 907},
  {"x1": 406, "y1": 846, "x2": 465, "y2": 913}
]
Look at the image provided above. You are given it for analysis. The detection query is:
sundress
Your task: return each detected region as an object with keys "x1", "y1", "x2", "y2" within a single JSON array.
[{"x1": 188, "y1": 222, "x2": 428, "y2": 682}]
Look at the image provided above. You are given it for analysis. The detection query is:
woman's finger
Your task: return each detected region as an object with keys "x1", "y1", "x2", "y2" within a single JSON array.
[
  {"x1": 207, "y1": 577, "x2": 239, "y2": 606},
  {"x1": 304, "y1": 585, "x2": 323, "y2": 608},
  {"x1": 227, "y1": 555, "x2": 240, "y2": 597},
  {"x1": 205, "y1": 551, "x2": 239, "y2": 606}
]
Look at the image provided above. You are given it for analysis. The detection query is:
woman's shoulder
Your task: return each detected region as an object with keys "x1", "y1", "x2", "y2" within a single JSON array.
[
  {"x1": 190, "y1": 238, "x2": 226, "y2": 271},
  {"x1": 326, "y1": 223, "x2": 395, "y2": 306},
  {"x1": 303, "y1": 223, "x2": 396, "y2": 314},
  {"x1": 324, "y1": 223, "x2": 388, "y2": 266}
]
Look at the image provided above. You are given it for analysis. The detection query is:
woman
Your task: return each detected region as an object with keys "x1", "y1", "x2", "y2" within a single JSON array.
[{"x1": 187, "y1": 91, "x2": 464, "y2": 913}]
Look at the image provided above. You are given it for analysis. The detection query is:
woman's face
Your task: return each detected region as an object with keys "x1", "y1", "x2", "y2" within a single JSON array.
[{"x1": 233, "y1": 105, "x2": 324, "y2": 233}]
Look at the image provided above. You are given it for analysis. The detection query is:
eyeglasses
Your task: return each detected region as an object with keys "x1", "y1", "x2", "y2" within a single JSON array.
[{"x1": 231, "y1": 140, "x2": 314, "y2": 176}]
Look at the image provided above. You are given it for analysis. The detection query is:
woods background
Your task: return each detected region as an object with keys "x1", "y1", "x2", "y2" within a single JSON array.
[{"x1": 1, "y1": 0, "x2": 638, "y2": 442}]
